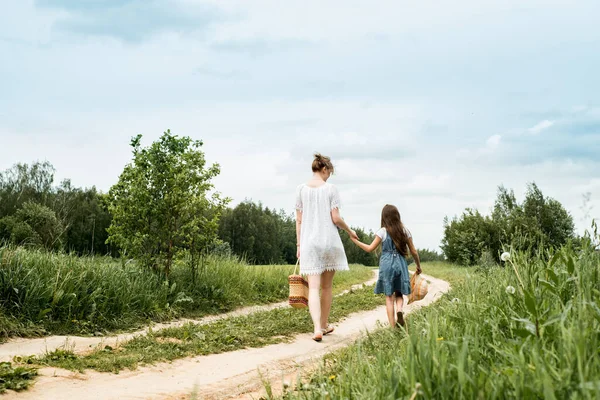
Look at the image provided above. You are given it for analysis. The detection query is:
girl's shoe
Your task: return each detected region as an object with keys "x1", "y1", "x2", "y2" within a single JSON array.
[
  {"x1": 321, "y1": 325, "x2": 335, "y2": 335},
  {"x1": 312, "y1": 331, "x2": 323, "y2": 342},
  {"x1": 396, "y1": 311, "x2": 405, "y2": 327}
]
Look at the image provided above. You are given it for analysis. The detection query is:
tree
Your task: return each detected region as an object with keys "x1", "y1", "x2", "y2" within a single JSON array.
[
  {"x1": 0, "y1": 201, "x2": 64, "y2": 249},
  {"x1": 53, "y1": 182, "x2": 113, "y2": 255},
  {"x1": 441, "y1": 209, "x2": 493, "y2": 266},
  {"x1": 0, "y1": 161, "x2": 55, "y2": 218},
  {"x1": 442, "y1": 182, "x2": 576, "y2": 265},
  {"x1": 107, "y1": 130, "x2": 229, "y2": 276}
]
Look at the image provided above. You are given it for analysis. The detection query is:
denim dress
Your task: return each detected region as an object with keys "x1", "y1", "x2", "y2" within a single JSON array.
[{"x1": 374, "y1": 234, "x2": 411, "y2": 296}]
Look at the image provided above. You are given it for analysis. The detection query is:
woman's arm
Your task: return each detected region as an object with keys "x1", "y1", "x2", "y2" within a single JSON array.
[
  {"x1": 331, "y1": 208, "x2": 358, "y2": 240},
  {"x1": 351, "y1": 236, "x2": 382, "y2": 253},
  {"x1": 407, "y1": 237, "x2": 422, "y2": 274},
  {"x1": 295, "y1": 209, "x2": 302, "y2": 259}
]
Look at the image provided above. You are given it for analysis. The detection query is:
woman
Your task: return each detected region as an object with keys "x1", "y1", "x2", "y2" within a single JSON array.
[{"x1": 295, "y1": 153, "x2": 358, "y2": 342}]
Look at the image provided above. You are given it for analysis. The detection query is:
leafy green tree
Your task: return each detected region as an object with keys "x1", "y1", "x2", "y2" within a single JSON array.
[
  {"x1": 0, "y1": 162, "x2": 55, "y2": 218},
  {"x1": 107, "y1": 130, "x2": 228, "y2": 276},
  {"x1": 54, "y1": 182, "x2": 113, "y2": 255},
  {"x1": 442, "y1": 183, "x2": 576, "y2": 265},
  {"x1": 218, "y1": 201, "x2": 289, "y2": 264},
  {"x1": 0, "y1": 201, "x2": 63, "y2": 249},
  {"x1": 441, "y1": 209, "x2": 494, "y2": 266}
]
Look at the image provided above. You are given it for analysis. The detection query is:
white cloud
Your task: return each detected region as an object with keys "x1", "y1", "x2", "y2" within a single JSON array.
[
  {"x1": 456, "y1": 134, "x2": 502, "y2": 160},
  {"x1": 528, "y1": 120, "x2": 554, "y2": 134},
  {"x1": 486, "y1": 134, "x2": 502, "y2": 149}
]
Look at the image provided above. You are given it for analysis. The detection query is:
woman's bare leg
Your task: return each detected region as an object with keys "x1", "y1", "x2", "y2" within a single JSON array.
[
  {"x1": 320, "y1": 270, "x2": 335, "y2": 329},
  {"x1": 307, "y1": 274, "x2": 322, "y2": 335}
]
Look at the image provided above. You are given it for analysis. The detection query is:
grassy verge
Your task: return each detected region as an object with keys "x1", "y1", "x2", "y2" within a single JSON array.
[
  {"x1": 0, "y1": 245, "x2": 371, "y2": 340},
  {"x1": 278, "y1": 245, "x2": 600, "y2": 399},
  {"x1": 0, "y1": 362, "x2": 37, "y2": 394},
  {"x1": 29, "y1": 261, "x2": 443, "y2": 373},
  {"x1": 35, "y1": 281, "x2": 383, "y2": 373},
  {"x1": 417, "y1": 261, "x2": 474, "y2": 286}
]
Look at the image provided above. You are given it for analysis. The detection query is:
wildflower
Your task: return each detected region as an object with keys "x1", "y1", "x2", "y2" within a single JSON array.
[
  {"x1": 329, "y1": 375, "x2": 336, "y2": 381},
  {"x1": 501, "y1": 252, "x2": 511, "y2": 262},
  {"x1": 437, "y1": 337, "x2": 444, "y2": 341},
  {"x1": 451, "y1": 297, "x2": 460, "y2": 303},
  {"x1": 505, "y1": 285, "x2": 516, "y2": 295}
]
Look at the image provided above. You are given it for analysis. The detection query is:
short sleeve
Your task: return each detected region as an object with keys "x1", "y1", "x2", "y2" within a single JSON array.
[
  {"x1": 295, "y1": 184, "x2": 304, "y2": 211},
  {"x1": 375, "y1": 227, "x2": 387, "y2": 240},
  {"x1": 329, "y1": 184, "x2": 341, "y2": 210}
]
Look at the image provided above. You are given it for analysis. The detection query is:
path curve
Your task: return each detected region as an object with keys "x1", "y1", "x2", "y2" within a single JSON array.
[
  {"x1": 2, "y1": 274, "x2": 450, "y2": 400},
  {"x1": 0, "y1": 273, "x2": 379, "y2": 362}
]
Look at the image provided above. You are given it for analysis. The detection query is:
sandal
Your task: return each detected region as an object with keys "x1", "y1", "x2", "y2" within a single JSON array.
[
  {"x1": 396, "y1": 311, "x2": 405, "y2": 327},
  {"x1": 312, "y1": 332, "x2": 323, "y2": 342},
  {"x1": 321, "y1": 325, "x2": 335, "y2": 335}
]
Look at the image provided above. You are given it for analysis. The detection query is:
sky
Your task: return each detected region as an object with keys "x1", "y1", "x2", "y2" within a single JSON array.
[{"x1": 1, "y1": 0, "x2": 600, "y2": 251}]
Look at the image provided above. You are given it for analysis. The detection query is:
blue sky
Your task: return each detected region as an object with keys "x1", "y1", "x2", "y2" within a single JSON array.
[{"x1": 1, "y1": 0, "x2": 600, "y2": 250}]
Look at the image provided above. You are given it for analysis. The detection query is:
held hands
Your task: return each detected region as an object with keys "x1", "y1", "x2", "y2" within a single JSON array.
[{"x1": 348, "y1": 229, "x2": 359, "y2": 241}]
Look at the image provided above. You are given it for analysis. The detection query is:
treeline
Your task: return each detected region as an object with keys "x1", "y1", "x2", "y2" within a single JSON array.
[
  {"x1": 0, "y1": 160, "x2": 443, "y2": 267},
  {"x1": 217, "y1": 200, "x2": 380, "y2": 266},
  {"x1": 442, "y1": 183, "x2": 576, "y2": 266},
  {"x1": 0, "y1": 162, "x2": 113, "y2": 255}
]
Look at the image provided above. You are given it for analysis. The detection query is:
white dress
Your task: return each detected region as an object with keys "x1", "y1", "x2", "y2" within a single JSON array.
[{"x1": 295, "y1": 182, "x2": 349, "y2": 275}]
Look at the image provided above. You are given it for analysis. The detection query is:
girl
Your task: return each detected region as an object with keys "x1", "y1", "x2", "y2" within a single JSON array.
[{"x1": 352, "y1": 204, "x2": 422, "y2": 327}]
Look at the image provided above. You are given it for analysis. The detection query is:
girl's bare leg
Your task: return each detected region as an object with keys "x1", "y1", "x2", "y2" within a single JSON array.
[
  {"x1": 395, "y1": 292, "x2": 405, "y2": 327},
  {"x1": 385, "y1": 295, "x2": 395, "y2": 327}
]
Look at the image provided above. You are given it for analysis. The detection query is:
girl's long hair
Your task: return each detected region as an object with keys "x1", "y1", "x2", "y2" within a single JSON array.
[{"x1": 381, "y1": 204, "x2": 409, "y2": 257}]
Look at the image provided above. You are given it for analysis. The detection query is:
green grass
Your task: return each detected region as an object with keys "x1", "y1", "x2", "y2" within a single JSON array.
[
  {"x1": 30, "y1": 262, "x2": 445, "y2": 373},
  {"x1": 418, "y1": 261, "x2": 474, "y2": 285},
  {"x1": 0, "y1": 246, "x2": 372, "y2": 341},
  {"x1": 35, "y1": 278, "x2": 383, "y2": 373},
  {"x1": 0, "y1": 361, "x2": 37, "y2": 394},
  {"x1": 278, "y1": 244, "x2": 600, "y2": 399}
]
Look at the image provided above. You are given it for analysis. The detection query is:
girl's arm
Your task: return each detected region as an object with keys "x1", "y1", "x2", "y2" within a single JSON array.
[
  {"x1": 407, "y1": 237, "x2": 422, "y2": 274},
  {"x1": 295, "y1": 209, "x2": 302, "y2": 258},
  {"x1": 352, "y1": 236, "x2": 382, "y2": 253}
]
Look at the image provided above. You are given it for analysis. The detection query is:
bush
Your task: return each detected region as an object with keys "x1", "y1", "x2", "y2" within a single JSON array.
[{"x1": 0, "y1": 202, "x2": 63, "y2": 250}]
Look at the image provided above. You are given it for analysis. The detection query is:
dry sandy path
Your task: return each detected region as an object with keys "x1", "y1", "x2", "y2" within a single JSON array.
[
  {"x1": 0, "y1": 274, "x2": 379, "y2": 363},
  {"x1": 2, "y1": 273, "x2": 450, "y2": 400}
]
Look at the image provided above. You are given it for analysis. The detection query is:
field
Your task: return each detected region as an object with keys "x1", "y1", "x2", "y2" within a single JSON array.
[
  {"x1": 278, "y1": 245, "x2": 600, "y2": 399},
  {"x1": 0, "y1": 246, "x2": 372, "y2": 341}
]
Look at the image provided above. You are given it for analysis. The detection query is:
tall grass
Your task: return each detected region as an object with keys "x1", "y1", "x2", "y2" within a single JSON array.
[
  {"x1": 282, "y1": 242, "x2": 600, "y2": 399},
  {"x1": 0, "y1": 246, "x2": 372, "y2": 340}
]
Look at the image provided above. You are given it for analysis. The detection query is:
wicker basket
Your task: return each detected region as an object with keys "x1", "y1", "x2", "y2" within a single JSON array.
[
  {"x1": 408, "y1": 272, "x2": 429, "y2": 304},
  {"x1": 288, "y1": 260, "x2": 309, "y2": 309}
]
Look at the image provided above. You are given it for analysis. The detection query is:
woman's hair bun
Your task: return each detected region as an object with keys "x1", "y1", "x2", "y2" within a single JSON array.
[{"x1": 312, "y1": 153, "x2": 334, "y2": 173}]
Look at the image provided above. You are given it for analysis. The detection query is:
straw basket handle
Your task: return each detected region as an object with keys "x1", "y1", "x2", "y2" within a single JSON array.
[{"x1": 293, "y1": 258, "x2": 300, "y2": 275}]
